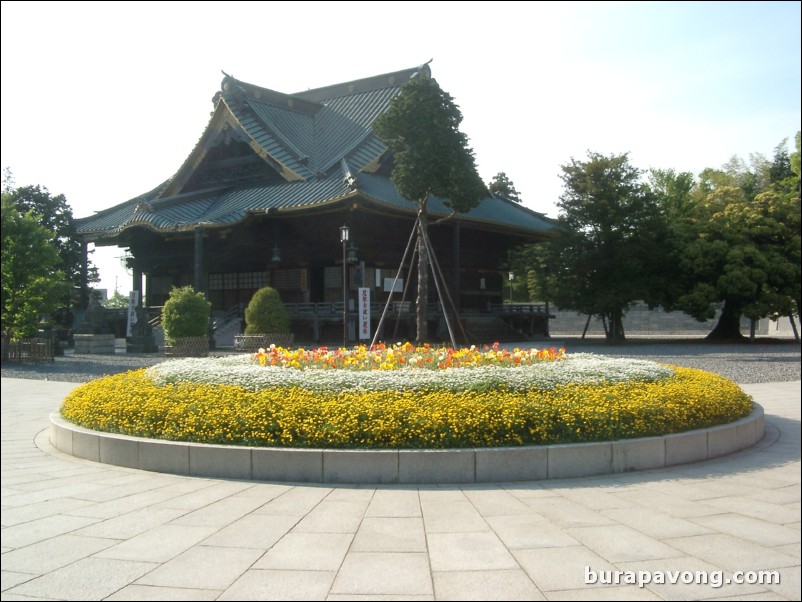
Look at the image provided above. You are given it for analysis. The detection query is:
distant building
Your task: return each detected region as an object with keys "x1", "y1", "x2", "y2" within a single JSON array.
[{"x1": 77, "y1": 64, "x2": 556, "y2": 343}]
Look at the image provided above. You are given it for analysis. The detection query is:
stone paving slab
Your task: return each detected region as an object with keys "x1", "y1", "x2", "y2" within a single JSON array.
[{"x1": 1, "y1": 377, "x2": 799, "y2": 601}]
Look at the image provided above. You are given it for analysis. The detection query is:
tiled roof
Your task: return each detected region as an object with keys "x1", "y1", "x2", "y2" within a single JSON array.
[{"x1": 77, "y1": 64, "x2": 556, "y2": 239}]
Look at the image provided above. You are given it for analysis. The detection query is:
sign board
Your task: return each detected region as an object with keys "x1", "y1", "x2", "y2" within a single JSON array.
[
  {"x1": 126, "y1": 290, "x2": 139, "y2": 337},
  {"x1": 358, "y1": 287, "x2": 370, "y2": 340},
  {"x1": 383, "y1": 278, "x2": 402, "y2": 293}
]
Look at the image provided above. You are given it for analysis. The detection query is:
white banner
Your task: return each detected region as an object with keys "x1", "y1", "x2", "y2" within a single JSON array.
[
  {"x1": 358, "y1": 287, "x2": 370, "y2": 340},
  {"x1": 126, "y1": 290, "x2": 139, "y2": 337}
]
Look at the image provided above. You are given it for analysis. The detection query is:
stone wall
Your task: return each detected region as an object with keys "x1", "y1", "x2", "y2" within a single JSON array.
[{"x1": 548, "y1": 301, "x2": 800, "y2": 337}]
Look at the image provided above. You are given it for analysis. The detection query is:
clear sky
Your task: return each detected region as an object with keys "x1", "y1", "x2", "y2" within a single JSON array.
[{"x1": 2, "y1": 1, "x2": 800, "y2": 295}]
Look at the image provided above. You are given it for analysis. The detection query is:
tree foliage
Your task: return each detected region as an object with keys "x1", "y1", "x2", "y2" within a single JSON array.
[
  {"x1": 102, "y1": 290, "x2": 130, "y2": 309},
  {"x1": 488, "y1": 172, "x2": 522, "y2": 203},
  {"x1": 373, "y1": 73, "x2": 486, "y2": 213},
  {"x1": 3, "y1": 182, "x2": 97, "y2": 307},
  {"x1": 545, "y1": 152, "x2": 667, "y2": 342},
  {"x1": 518, "y1": 135, "x2": 800, "y2": 342},
  {"x1": 671, "y1": 136, "x2": 801, "y2": 339},
  {"x1": 1, "y1": 194, "x2": 70, "y2": 339},
  {"x1": 650, "y1": 135, "x2": 799, "y2": 339},
  {"x1": 649, "y1": 168, "x2": 695, "y2": 219},
  {"x1": 373, "y1": 70, "x2": 485, "y2": 341},
  {"x1": 507, "y1": 244, "x2": 547, "y2": 302},
  {"x1": 791, "y1": 132, "x2": 801, "y2": 183}
]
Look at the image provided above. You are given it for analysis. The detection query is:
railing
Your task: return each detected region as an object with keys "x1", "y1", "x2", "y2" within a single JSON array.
[
  {"x1": 212, "y1": 304, "x2": 243, "y2": 330},
  {"x1": 285, "y1": 302, "x2": 418, "y2": 318},
  {"x1": 140, "y1": 302, "x2": 550, "y2": 326},
  {"x1": 2, "y1": 337, "x2": 55, "y2": 363},
  {"x1": 489, "y1": 303, "x2": 549, "y2": 315},
  {"x1": 147, "y1": 306, "x2": 164, "y2": 329}
]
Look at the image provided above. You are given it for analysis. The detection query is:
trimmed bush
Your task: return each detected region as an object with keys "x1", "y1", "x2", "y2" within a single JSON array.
[
  {"x1": 244, "y1": 287, "x2": 290, "y2": 335},
  {"x1": 161, "y1": 286, "x2": 211, "y2": 345}
]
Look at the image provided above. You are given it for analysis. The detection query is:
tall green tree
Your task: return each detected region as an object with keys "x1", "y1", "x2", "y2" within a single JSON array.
[
  {"x1": 647, "y1": 168, "x2": 698, "y2": 311},
  {"x1": 1, "y1": 194, "x2": 70, "y2": 339},
  {"x1": 791, "y1": 132, "x2": 801, "y2": 185},
  {"x1": 649, "y1": 168, "x2": 695, "y2": 219},
  {"x1": 374, "y1": 71, "x2": 485, "y2": 342},
  {"x1": 101, "y1": 289, "x2": 130, "y2": 309},
  {"x1": 676, "y1": 138, "x2": 801, "y2": 339},
  {"x1": 4, "y1": 183, "x2": 97, "y2": 307},
  {"x1": 546, "y1": 152, "x2": 667, "y2": 342},
  {"x1": 769, "y1": 139, "x2": 792, "y2": 185},
  {"x1": 488, "y1": 172, "x2": 522, "y2": 203},
  {"x1": 676, "y1": 185, "x2": 800, "y2": 339},
  {"x1": 506, "y1": 244, "x2": 542, "y2": 302},
  {"x1": 773, "y1": 133, "x2": 800, "y2": 196}
]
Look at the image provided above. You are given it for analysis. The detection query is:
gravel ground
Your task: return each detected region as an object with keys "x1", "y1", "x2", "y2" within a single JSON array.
[{"x1": 1, "y1": 337, "x2": 799, "y2": 384}]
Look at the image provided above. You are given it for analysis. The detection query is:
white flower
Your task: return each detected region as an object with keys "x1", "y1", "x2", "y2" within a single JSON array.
[{"x1": 147, "y1": 353, "x2": 674, "y2": 393}]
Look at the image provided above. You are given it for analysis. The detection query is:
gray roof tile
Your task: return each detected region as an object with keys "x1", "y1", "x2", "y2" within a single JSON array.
[{"x1": 78, "y1": 65, "x2": 555, "y2": 240}]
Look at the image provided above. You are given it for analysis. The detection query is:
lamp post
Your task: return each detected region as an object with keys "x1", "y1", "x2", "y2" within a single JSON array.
[
  {"x1": 340, "y1": 225, "x2": 350, "y2": 347},
  {"x1": 508, "y1": 271, "x2": 514, "y2": 306}
]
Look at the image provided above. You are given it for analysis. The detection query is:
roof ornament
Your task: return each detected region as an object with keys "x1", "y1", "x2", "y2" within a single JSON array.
[
  {"x1": 221, "y1": 70, "x2": 235, "y2": 91},
  {"x1": 410, "y1": 59, "x2": 433, "y2": 80},
  {"x1": 134, "y1": 201, "x2": 153, "y2": 214},
  {"x1": 220, "y1": 70, "x2": 247, "y2": 105},
  {"x1": 341, "y1": 159, "x2": 359, "y2": 191}
]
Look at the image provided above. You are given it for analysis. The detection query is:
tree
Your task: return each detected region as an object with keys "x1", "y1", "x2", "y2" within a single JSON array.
[
  {"x1": 1, "y1": 194, "x2": 70, "y2": 339},
  {"x1": 791, "y1": 132, "x2": 801, "y2": 185},
  {"x1": 649, "y1": 168, "x2": 695, "y2": 219},
  {"x1": 488, "y1": 172, "x2": 522, "y2": 203},
  {"x1": 675, "y1": 138, "x2": 801, "y2": 340},
  {"x1": 373, "y1": 70, "x2": 486, "y2": 342},
  {"x1": 546, "y1": 152, "x2": 667, "y2": 343},
  {"x1": 102, "y1": 290, "x2": 130, "y2": 309},
  {"x1": 646, "y1": 168, "x2": 700, "y2": 312},
  {"x1": 769, "y1": 139, "x2": 792, "y2": 185},
  {"x1": 676, "y1": 186, "x2": 800, "y2": 339},
  {"x1": 507, "y1": 244, "x2": 547, "y2": 302},
  {"x1": 4, "y1": 182, "x2": 98, "y2": 308}
]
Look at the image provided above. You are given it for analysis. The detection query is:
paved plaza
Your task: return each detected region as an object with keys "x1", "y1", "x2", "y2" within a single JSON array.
[{"x1": 1, "y1": 376, "x2": 800, "y2": 600}]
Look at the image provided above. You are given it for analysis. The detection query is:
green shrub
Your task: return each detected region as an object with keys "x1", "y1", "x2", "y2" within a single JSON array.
[
  {"x1": 161, "y1": 286, "x2": 211, "y2": 344},
  {"x1": 244, "y1": 287, "x2": 290, "y2": 334}
]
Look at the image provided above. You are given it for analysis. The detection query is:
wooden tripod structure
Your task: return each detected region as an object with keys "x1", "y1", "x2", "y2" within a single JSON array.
[{"x1": 369, "y1": 215, "x2": 467, "y2": 349}]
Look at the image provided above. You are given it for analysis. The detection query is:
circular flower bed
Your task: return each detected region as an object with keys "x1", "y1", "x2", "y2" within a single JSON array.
[{"x1": 60, "y1": 343, "x2": 753, "y2": 449}]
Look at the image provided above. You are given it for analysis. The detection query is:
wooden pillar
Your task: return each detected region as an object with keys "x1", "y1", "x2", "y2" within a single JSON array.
[
  {"x1": 143, "y1": 273, "x2": 150, "y2": 308},
  {"x1": 194, "y1": 226, "x2": 205, "y2": 293},
  {"x1": 132, "y1": 266, "x2": 143, "y2": 305},
  {"x1": 80, "y1": 239, "x2": 89, "y2": 311}
]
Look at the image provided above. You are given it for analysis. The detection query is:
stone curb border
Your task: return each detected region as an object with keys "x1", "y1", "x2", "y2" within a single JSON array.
[{"x1": 49, "y1": 404, "x2": 764, "y2": 484}]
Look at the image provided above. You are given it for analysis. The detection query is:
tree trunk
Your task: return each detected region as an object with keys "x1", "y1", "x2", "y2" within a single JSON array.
[
  {"x1": 605, "y1": 306, "x2": 626, "y2": 344},
  {"x1": 416, "y1": 205, "x2": 429, "y2": 343},
  {"x1": 706, "y1": 299, "x2": 745, "y2": 340}
]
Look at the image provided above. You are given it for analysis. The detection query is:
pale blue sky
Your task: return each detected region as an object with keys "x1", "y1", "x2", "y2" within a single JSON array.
[{"x1": 2, "y1": 1, "x2": 799, "y2": 293}]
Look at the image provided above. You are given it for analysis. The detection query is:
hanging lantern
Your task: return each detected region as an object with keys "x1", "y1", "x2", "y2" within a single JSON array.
[{"x1": 347, "y1": 243, "x2": 358, "y2": 264}]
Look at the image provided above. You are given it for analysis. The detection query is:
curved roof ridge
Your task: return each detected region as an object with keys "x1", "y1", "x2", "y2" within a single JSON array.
[
  {"x1": 225, "y1": 94, "x2": 312, "y2": 166},
  {"x1": 216, "y1": 74, "x2": 321, "y2": 115},
  {"x1": 293, "y1": 63, "x2": 430, "y2": 102}
]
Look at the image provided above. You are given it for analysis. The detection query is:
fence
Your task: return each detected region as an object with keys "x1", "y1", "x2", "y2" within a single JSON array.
[{"x1": 2, "y1": 337, "x2": 55, "y2": 363}]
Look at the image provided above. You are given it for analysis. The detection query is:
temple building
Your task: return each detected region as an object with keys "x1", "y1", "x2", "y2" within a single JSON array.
[{"x1": 77, "y1": 64, "x2": 556, "y2": 345}]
